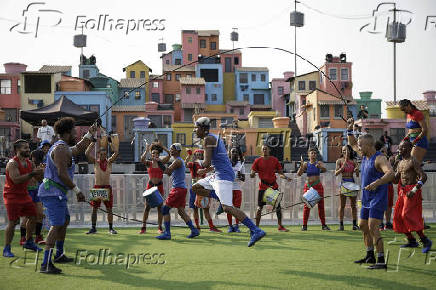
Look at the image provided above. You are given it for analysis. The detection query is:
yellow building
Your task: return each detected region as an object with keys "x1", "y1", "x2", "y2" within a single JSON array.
[
  {"x1": 20, "y1": 71, "x2": 62, "y2": 135},
  {"x1": 123, "y1": 60, "x2": 152, "y2": 102},
  {"x1": 289, "y1": 71, "x2": 320, "y2": 102},
  {"x1": 205, "y1": 104, "x2": 227, "y2": 112},
  {"x1": 247, "y1": 111, "x2": 279, "y2": 128},
  {"x1": 223, "y1": 72, "x2": 235, "y2": 104}
]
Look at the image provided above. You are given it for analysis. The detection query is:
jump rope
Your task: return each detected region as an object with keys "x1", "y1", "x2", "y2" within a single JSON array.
[{"x1": 76, "y1": 46, "x2": 351, "y2": 231}]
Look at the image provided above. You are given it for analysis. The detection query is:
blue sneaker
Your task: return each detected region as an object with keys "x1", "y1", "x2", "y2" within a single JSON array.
[
  {"x1": 233, "y1": 224, "x2": 241, "y2": 233},
  {"x1": 187, "y1": 228, "x2": 200, "y2": 239},
  {"x1": 216, "y1": 204, "x2": 224, "y2": 215},
  {"x1": 248, "y1": 229, "x2": 266, "y2": 247},
  {"x1": 422, "y1": 238, "x2": 432, "y2": 254},
  {"x1": 227, "y1": 225, "x2": 234, "y2": 233},
  {"x1": 400, "y1": 240, "x2": 420, "y2": 248},
  {"x1": 23, "y1": 240, "x2": 42, "y2": 252},
  {"x1": 3, "y1": 246, "x2": 14, "y2": 258},
  {"x1": 156, "y1": 232, "x2": 171, "y2": 240}
]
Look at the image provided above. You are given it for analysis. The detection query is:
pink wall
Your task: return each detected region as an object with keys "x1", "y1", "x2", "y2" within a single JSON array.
[
  {"x1": 149, "y1": 79, "x2": 164, "y2": 103},
  {"x1": 271, "y1": 71, "x2": 293, "y2": 117},
  {"x1": 182, "y1": 31, "x2": 199, "y2": 65},
  {"x1": 161, "y1": 52, "x2": 172, "y2": 66},
  {"x1": 320, "y1": 58, "x2": 352, "y2": 98},
  {"x1": 226, "y1": 104, "x2": 250, "y2": 119},
  {"x1": 3, "y1": 63, "x2": 27, "y2": 74},
  {"x1": 0, "y1": 75, "x2": 21, "y2": 109},
  {"x1": 180, "y1": 84, "x2": 205, "y2": 121},
  {"x1": 220, "y1": 52, "x2": 242, "y2": 73}
]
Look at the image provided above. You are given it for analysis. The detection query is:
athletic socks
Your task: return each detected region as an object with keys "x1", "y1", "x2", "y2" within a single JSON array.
[
  {"x1": 20, "y1": 227, "x2": 26, "y2": 238},
  {"x1": 405, "y1": 232, "x2": 415, "y2": 241},
  {"x1": 92, "y1": 224, "x2": 96, "y2": 230},
  {"x1": 194, "y1": 218, "x2": 200, "y2": 229},
  {"x1": 353, "y1": 220, "x2": 357, "y2": 226},
  {"x1": 416, "y1": 230, "x2": 426, "y2": 239},
  {"x1": 207, "y1": 219, "x2": 215, "y2": 229},
  {"x1": 242, "y1": 217, "x2": 257, "y2": 232},
  {"x1": 164, "y1": 221, "x2": 171, "y2": 235},
  {"x1": 42, "y1": 249, "x2": 53, "y2": 265},
  {"x1": 377, "y1": 252, "x2": 385, "y2": 264},
  {"x1": 227, "y1": 214, "x2": 233, "y2": 226},
  {"x1": 55, "y1": 241, "x2": 64, "y2": 258},
  {"x1": 186, "y1": 220, "x2": 195, "y2": 231},
  {"x1": 340, "y1": 221, "x2": 344, "y2": 226},
  {"x1": 35, "y1": 223, "x2": 42, "y2": 236},
  {"x1": 109, "y1": 223, "x2": 113, "y2": 230}
]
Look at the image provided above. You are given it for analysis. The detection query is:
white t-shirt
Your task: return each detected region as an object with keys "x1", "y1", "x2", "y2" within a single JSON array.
[
  {"x1": 37, "y1": 125, "x2": 55, "y2": 143},
  {"x1": 232, "y1": 161, "x2": 245, "y2": 190}
]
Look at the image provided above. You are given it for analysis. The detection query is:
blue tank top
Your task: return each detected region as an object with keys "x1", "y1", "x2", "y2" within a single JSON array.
[
  {"x1": 306, "y1": 161, "x2": 320, "y2": 177},
  {"x1": 171, "y1": 156, "x2": 186, "y2": 189},
  {"x1": 208, "y1": 133, "x2": 235, "y2": 182},
  {"x1": 360, "y1": 151, "x2": 388, "y2": 210},
  {"x1": 38, "y1": 140, "x2": 75, "y2": 198}
]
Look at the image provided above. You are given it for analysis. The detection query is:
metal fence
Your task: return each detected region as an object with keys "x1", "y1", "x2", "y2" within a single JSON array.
[{"x1": 1, "y1": 173, "x2": 436, "y2": 227}]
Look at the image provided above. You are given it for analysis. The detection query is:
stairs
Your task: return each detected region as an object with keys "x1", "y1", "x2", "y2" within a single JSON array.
[
  {"x1": 289, "y1": 120, "x2": 322, "y2": 162},
  {"x1": 118, "y1": 141, "x2": 135, "y2": 163}
]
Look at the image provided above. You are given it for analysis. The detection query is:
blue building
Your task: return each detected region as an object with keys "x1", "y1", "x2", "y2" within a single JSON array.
[
  {"x1": 89, "y1": 73, "x2": 120, "y2": 104},
  {"x1": 118, "y1": 78, "x2": 147, "y2": 106},
  {"x1": 54, "y1": 91, "x2": 112, "y2": 131},
  {"x1": 235, "y1": 67, "x2": 271, "y2": 105},
  {"x1": 195, "y1": 61, "x2": 223, "y2": 105}
]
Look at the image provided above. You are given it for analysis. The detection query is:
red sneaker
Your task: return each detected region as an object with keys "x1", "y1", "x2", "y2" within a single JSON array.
[
  {"x1": 138, "y1": 227, "x2": 146, "y2": 234},
  {"x1": 278, "y1": 226, "x2": 289, "y2": 232},
  {"x1": 19, "y1": 237, "x2": 26, "y2": 246},
  {"x1": 209, "y1": 226, "x2": 222, "y2": 233},
  {"x1": 35, "y1": 235, "x2": 46, "y2": 245}
]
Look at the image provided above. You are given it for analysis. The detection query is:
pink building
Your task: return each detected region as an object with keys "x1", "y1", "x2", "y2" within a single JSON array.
[
  {"x1": 319, "y1": 54, "x2": 352, "y2": 98},
  {"x1": 145, "y1": 102, "x2": 175, "y2": 128},
  {"x1": 182, "y1": 30, "x2": 199, "y2": 65},
  {"x1": 271, "y1": 71, "x2": 294, "y2": 117},
  {"x1": 220, "y1": 49, "x2": 242, "y2": 73},
  {"x1": 0, "y1": 63, "x2": 26, "y2": 142},
  {"x1": 179, "y1": 77, "x2": 206, "y2": 122},
  {"x1": 148, "y1": 74, "x2": 164, "y2": 103},
  {"x1": 226, "y1": 101, "x2": 250, "y2": 119}
]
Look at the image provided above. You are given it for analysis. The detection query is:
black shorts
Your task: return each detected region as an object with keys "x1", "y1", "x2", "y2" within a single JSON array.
[{"x1": 258, "y1": 190, "x2": 266, "y2": 207}]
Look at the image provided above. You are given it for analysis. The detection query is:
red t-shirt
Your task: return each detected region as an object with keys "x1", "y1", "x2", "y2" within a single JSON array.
[
  {"x1": 187, "y1": 161, "x2": 206, "y2": 180},
  {"x1": 252, "y1": 156, "x2": 282, "y2": 190},
  {"x1": 3, "y1": 156, "x2": 33, "y2": 204},
  {"x1": 145, "y1": 161, "x2": 163, "y2": 179}
]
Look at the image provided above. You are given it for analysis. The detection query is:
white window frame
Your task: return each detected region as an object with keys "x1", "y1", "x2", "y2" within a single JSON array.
[
  {"x1": 153, "y1": 82, "x2": 159, "y2": 88},
  {"x1": 341, "y1": 68, "x2": 349, "y2": 81},
  {"x1": 0, "y1": 79, "x2": 12, "y2": 94}
]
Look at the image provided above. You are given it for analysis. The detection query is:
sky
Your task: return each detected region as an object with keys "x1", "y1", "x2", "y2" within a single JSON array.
[{"x1": 0, "y1": 0, "x2": 435, "y2": 111}]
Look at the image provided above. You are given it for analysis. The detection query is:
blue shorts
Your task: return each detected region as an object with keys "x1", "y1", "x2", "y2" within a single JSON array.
[
  {"x1": 40, "y1": 196, "x2": 70, "y2": 226},
  {"x1": 28, "y1": 189, "x2": 40, "y2": 203},
  {"x1": 360, "y1": 206, "x2": 384, "y2": 220},
  {"x1": 410, "y1": 135, "x2": 428, "y2": 149},
  {"x1": 189, "y1": 189, "x2": 197, "y2": 209}
]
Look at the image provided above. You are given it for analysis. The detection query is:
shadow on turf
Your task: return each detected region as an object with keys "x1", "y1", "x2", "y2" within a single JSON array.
[{"x1": 281, "y1": 269, "x2": 428, "y2": 290}]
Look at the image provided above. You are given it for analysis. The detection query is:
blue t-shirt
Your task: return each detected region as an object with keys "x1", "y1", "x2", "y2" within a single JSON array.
[
  {"x1": 171, "y1": 156, "x2": 186, "y2": 189},
  {"x1": 360, "y1": 151, "x2": 388, "y2": 211},
  {"x1": 208, "y1": 133, "x2": 234, "y2": 182}
]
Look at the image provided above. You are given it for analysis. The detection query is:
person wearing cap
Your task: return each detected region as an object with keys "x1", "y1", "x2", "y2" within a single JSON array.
[
  {"x1": 185, "y1": 149, "x2": 221, "y2": 232},
  {"x1": 36, "y1": 120, "x2": 55, "y2": 145},
  {"x1": 156, "y1": 143, "x2": 200, "y2": 240},
  {"x1": 192, "y1": 117, "x2": 266, "y2": 247}
]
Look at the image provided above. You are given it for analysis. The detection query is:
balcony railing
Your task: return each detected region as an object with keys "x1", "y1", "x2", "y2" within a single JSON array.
[{"x1": 158, "y1": 104, "x2": 174, "y2": 110}]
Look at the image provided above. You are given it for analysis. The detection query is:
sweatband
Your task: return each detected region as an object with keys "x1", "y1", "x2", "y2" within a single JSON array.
[{"x1": 72, "y1": 186, "x2": 81, "y2": 194}]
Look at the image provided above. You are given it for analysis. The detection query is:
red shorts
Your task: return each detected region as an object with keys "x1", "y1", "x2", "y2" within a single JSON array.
[
  {"x1": 233, "y1": 190, "x2": 242, "y2": 208},
  {"x1": 388, "y1": 183, "x2": 394, "y2": 208},
  {"x1": 5, "y1": 202, "x2": 37, "y2": 221},
  {"x1": 393, "y1": 184, "x2": 423, "y2": 233},
  {"x1": 146, "y1": 182, "x2": 165, "y2": 197},
  {"x1": 90, "y1": 185, "x2": 113, "y2": 209},
  {"x1": 165, "y1": 187, "x2": 187, "y2": 208}
]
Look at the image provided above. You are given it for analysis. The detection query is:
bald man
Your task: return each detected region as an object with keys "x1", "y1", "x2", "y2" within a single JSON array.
[{"x1": 347, "y1": 118, "x2": 394, "y2": 270}]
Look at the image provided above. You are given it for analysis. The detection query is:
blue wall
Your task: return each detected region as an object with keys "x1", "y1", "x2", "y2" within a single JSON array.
[
  {"x1": 134, "y1": 128, "x2": 172, "y2": 162},
  {"x1": 235, "y1": 70, "x2": 271, "y2": 105},
  {"x1": 54, "y1": 91, "x2": 112, "y2": 131},
  {"x1": 172, "y1": 50, "x2": 183, "y2": 65},
  {"x1": 196, "y1": 63, "x2": 223, "y2": 105},
  {"x1": 118, "y1": 87, "x2": 146, "y2": 106},
  {"x1": 79, "y1": 64, "x2": 99, "y2": 79}
]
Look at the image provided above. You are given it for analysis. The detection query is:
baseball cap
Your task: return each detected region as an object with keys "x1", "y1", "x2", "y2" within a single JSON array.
[
  {"x1": 195, "y1": 117, "x2": 211, "y2": 127},
  {"x1": 170, "y1": 143, "x2": 182, "y2": 151},
  {"x1": 39, "y1": 140, "x2": 51, "y2": 149}
]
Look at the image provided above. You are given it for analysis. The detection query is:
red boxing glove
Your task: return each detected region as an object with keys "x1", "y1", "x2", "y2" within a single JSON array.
[{"x1": 187, "y1": 149, "x2": 192, "y2": 155}]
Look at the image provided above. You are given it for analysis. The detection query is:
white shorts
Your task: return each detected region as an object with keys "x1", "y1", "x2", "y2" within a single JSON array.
[{"x1": 194, "y1": 175, "x2": 234, "y2": 206}]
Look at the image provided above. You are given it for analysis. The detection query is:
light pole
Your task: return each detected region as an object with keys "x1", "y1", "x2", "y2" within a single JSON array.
[{"x1": 290, "y1": 1, "x2": 304, "y2": 119}]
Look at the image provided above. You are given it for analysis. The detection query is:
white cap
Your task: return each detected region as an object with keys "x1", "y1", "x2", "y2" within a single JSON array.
[
  {"x1": 170, "y1": 143, "x2": 182, "y2": 151},
  {"x1": 195, "y1": 117, "x2": 211, "y2": 128}
]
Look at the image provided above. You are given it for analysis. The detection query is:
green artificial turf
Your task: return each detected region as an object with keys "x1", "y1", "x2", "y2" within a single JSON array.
[{"x1": 0, "y1": 225, "x2": 435, "y2": 290}]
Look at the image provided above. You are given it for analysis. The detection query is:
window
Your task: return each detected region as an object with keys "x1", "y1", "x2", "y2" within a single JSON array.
[
  {"x1": 130, "y1": 71, "x2": 136, "y2": 78},
  {"x1": 320, "y1": 72, "x2": 323, "y2": 84},
  {"x1": 163, "y1": 115, "x2": 172, "y2": 127},
  {"x1": 196, "y1": 87, "x2": 200, "y2": 94},
  {"x1": 251, "y1": 74, "x2": 256, "y2": 82},
  {"x1": 166, "y1": 73, "x2": 171, "y2": 81},
  {"x1": 200, "y1": 69, "x2": 218, "y2": 82},
  {"x1": 175, "y1": 59, "x2": 181, "y2": 65},
  {"x1": 111, "y1": 116, "x2": 117, "y2": 131},
  {"x1": 166, "y1": 59, "x2": 170, "y2": 64},
  {"x1": 234, "y1": 57, "x2": 239, "y2": 65},
  {"x1": 151, "y1": 93, "x2": 160, "y2": 103},
  {"x1": 239, "y1": 73, "x2": 248, "y2": 84},
  {"x1": 341, "y1": 68, "x2": 349, "y2": 81},
  {"x1": 164, "y1": 94, "x2": 174, "y2": 103},
  {"x1": 200, "y1": 39, "x2": 206, "y2": 48},
  {"x1": 188, "y1": 37, "x2": 192, "y2": 43},
  {"x1": 221, "y1": 117, "x2": 233, "y2": 126},
  {"x1": 175, "y1": 74, "x2": 181, "y2": 81},
  {"x1": 320, "y1": 105, "x2": 329, "y2": 118},
  {"x1": 239, "y1": 108, "x2": 244, "y2": 115},
  {"x1": 153, "y1": 82, "x2": 159, "y2": 88},
  {"x1": 309, "y1": 81, "x2": 316, "y2": 91},
  {"x1": 210, "y1": 119, "x2": 217, "y2": 128},
  {"x1": 334, "y1": 105, "x2": 343, "y2": 118},
  {"x1": 135, "y1": 91, "x2": 141, "y2": 100},
  {"x1": 329, "y1": 68, "x2": 337, "y2": 80},
  {"x1": 254, "y1": 94, "x2": 264, "y2": 105},
  {"x1": 0, "y1": 80, "x2": 11, "y2": 94},
  {"x1": 140, "y1": 71, "x2": 146, "y2": 78},
  {"x1": 298, "y1": 81, "x2": 305, "y2": 91},
  {"x1": 4, "y1": 108, "x2": 17, "y2": 122},
  {"x1": 278, "y1": 86, "x2": 284, "y2": 95},
  {"x1": 83, "y1": 70, "x2": 90, "y2": 79},
  {"x1": 390, "y1": 128, "x2": 406, "y2": 145},
  {"x1": 25, "y1": 75, "x2": 51, "y2": 93},
  {"x1": 17, "y1": 79, "x2": 20, "y2": 94},
  {"x1": 230, "y1": 108, "x2": 234, "y2": 113},
  {"x1": 148, "y1": 115, "x2": 162, "y2": 127},
  {"x1": 210, "y1": 42, "x2": 216, "y2": 50},
  {"x1": 261, "y1": 74, "x2": 266, "y2": 82},
  {"x1": 243, "y1": 94, "x2": 249, "y2": 101},
  {"x1": 186, "y1": 87, "x2": 191, "y2": 94},
  {"x1": 176, "y1": 133, "x2": 186, "y2": 145},
  {"x1": 184, "y1": 109, "x2": 194, "y2": 122},
  {"x1": 188, "y1": 54, "x2": 192, "y2": 61},
  {"x1": 187, "y1": 74, "x2": 192, "y2": 78},
  {"x1": 211, "y1": 94, "x2": 217, "y2": 101}
]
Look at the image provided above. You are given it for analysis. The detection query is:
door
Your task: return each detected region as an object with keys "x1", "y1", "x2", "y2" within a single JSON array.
[
  {"x1": 123, "y1": 115, "x2": 137, "y2": 141},
  {"x1": 225, "y1": 57, "x2": 232, "y2": 72},
  {"x1": 327, "y1": 132, "x2": 343, "y2": 162}
]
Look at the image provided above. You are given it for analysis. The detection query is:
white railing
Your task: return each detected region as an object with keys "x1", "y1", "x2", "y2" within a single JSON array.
[{"x1": 1, "y1": 173, "x2": 435, "y2": 227}]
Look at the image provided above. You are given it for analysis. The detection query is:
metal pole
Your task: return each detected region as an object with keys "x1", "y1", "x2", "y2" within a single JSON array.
[
  {"x1": 393, "y1": 6, "x2": 397, "y2": 104},
  {"x1": 293, "y1": 0, "x2": 297, "y2": 119}
]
